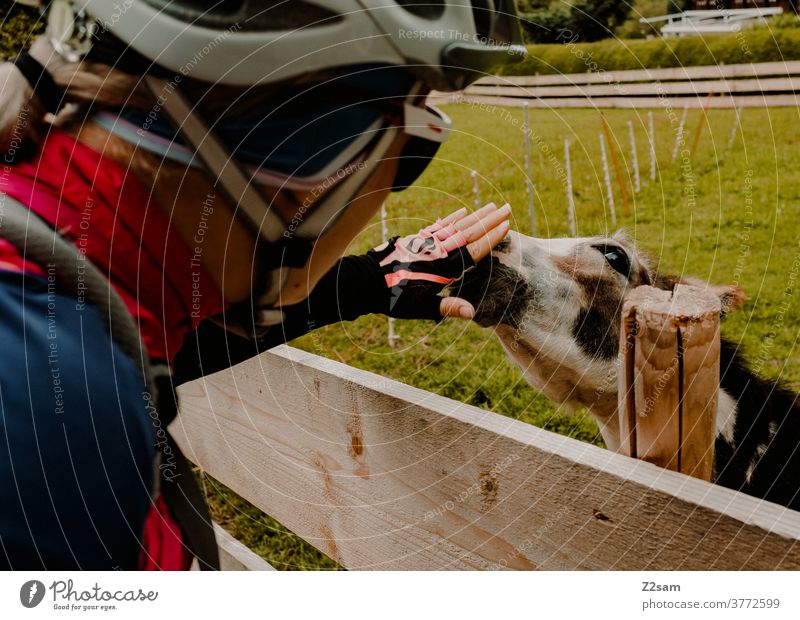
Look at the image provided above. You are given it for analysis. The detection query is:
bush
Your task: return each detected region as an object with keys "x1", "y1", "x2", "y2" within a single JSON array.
[
  {"x1": 615, "y1": 0, "x2": 670, "y2": 39},
  {"x1": 500, "y1": 27, "x2": 800, "y2": 75},
  {"x1": 520, "y1": 0, "x2": 633, "y2": 43},
  {"x1": 519, "y1": 7, "x2": 573, "y2": 44},
  {"x1": 0, "y1": 4, "x2": 44, "y2": 60},
  {"x1": 763, "y1": 13, "x2": 800, "y2": 30}
]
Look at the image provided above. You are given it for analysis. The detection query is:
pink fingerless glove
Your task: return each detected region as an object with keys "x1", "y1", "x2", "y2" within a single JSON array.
[{"x1": 366, "y1": 218, "x2": 473, "y2": 320}]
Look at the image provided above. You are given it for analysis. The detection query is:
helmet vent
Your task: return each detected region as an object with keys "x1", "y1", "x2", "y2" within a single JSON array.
[
  {"x1": 143, "y1": 0, "x2": 341, "y2": 31},
  {"x1": 395, "y1": 0, "x2": 445, "y2": 19}
]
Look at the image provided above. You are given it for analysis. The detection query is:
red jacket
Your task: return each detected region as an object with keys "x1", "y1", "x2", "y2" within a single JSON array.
[
  {"x1": 0, "y1": 126, "x2": 228, "y2": 569},
  {"x1": 0, "y1": 126, "x2": 227, "y2": 363}
]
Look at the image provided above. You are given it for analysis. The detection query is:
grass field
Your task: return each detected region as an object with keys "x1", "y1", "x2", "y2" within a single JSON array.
[{"x1": 205, "y1": 103, "x2": 800, "y2": 569}]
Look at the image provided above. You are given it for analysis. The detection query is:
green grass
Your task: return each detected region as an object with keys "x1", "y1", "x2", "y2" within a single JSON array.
[{"x1": 206, "y1": 103, "x2": 800, "y2": 569}]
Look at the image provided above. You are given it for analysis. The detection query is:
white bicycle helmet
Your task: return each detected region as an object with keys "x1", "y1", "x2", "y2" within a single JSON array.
[
  {"x1": 78, "y1": 0, "x2": 526, "y2": 91},
  {"x1": 44, "y1": 0, "x2": 526, "y2": 324}
]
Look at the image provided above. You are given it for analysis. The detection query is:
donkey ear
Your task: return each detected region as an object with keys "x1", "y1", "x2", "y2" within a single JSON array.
[
  {"x1": 710, "y1": 283, "x2": 748, "y2": 314},
  {"x1": 651, "y1": 273, "x2": 747, "y2": 315},
  {"x1": 679, "y1": 276, "x2": 748, "y2": 314}
]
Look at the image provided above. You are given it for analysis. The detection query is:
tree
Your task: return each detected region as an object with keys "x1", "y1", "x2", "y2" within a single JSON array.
[
  {"x1": 518, "y1": 6, "x2": 571, "y2": 43},
  {"x1": 668, "y1": 0, "x2": 692, "y2": 11},
  {"x1": 569, "y1": 0, "x2": 634, "y2": 41},
  {"x1": 518, "y1": 0, "x2": 635, "y2": 43},
  {"x1": 515, "y1": 0, "x2": 551, "y2": 9}
]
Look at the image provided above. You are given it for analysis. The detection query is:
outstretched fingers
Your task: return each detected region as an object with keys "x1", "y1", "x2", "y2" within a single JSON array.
[
  {"x1": 438, "y1": 203, "x2": 513, "y2": 320},
  {"x1": 454, "y1": 203, "x2": 512, "y2": 260},
  {"x1": 456, "y1": 203, "x2": 510, "y2": 240},
  {"x1": 439, "y1": 203, "x2": 511, "y2": 250},
  {"x1": 465, "y1": 218, "x2": 510, "y2": 264},
  {"x1": 436, "y1": 207, "x2": 468, "y2": 227},
  {"x1": 450, "y1": 203, "x2": 498, "y2": 232}
]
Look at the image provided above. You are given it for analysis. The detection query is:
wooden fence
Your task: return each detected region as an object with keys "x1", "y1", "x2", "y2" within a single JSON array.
[
  {"x1": 172, "y1": 343, "x2": 800, "y2": 570},
  {"x1": 431, "y1": 60, "x2": 800, "y2": 108}
]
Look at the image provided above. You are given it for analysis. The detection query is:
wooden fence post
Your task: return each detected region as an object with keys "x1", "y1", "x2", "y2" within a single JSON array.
[{"x1": 618, "y1": 284, "x2": 721, "y2": 481}]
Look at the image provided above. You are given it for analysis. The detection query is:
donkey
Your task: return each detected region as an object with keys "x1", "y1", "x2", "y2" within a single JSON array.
[{"x1": 452, "y1": 231, "x2": 800, "y2": 511}]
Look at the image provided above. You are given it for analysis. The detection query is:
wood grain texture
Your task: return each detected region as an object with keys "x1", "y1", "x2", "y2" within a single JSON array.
[
  {"x1": 618, "y1": 285, "x2": 720, "y2": 481},
  {"x1": 172, "y1": 345, "x2": 800, "y2": 570},
  {"x1": 677, "y1": 286, "x2": 721, "y2": 482},
  {"x1": 635, "y1": 294, "x2": 682, "y2": 471}
]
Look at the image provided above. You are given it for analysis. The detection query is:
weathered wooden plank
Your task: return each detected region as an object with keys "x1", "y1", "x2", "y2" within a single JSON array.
[
  {"x1": 464, "y1": 76, "x2": 800, "y2": 99},
  {"x1": 214, "y1": 523, "x2": 276, "y2": 571},
  {"x1": 619, "y1": 285, "x2": 720, "y2": 481},
  {"x1": 679, "y1": 289, "x2": 721, "y2": 481},
  {"x1": 631, "y1": 292, "x2": 682, "y2": 471},
  {"x1": 431, "y1": 93, "x2": 800, "y2": 109},
  {"x1": 474, "y1": 60, "x2": 800, "y2": 87},
  {"x1": 172, "y1": 345, "x2": 800, "y2": 570}
]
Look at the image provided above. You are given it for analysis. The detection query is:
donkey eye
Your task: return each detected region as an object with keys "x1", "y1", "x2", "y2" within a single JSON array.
[{"x1": 594, "y1": 245, "x2": 631, "y2": 278}]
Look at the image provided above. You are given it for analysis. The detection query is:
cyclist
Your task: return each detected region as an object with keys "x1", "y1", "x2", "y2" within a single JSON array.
[{"x1": 0, "y1": 0, "x2": 524, "y2": 569}]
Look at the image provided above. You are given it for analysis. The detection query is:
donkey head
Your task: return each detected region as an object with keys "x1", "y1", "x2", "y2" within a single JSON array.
[{"x1": 452, "y1": 231, "x2": 745, "y2": 450}]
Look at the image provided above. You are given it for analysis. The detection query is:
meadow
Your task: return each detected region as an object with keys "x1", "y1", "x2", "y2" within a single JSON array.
[{"x1": 205, "y1": 103, "x2": 800, "y2": 569}]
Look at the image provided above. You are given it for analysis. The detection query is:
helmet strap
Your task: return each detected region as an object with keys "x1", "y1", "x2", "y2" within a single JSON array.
[
  {"x1": 143, "y1": 76, "x2": 286, "y2": 245},
  {"x1": 142, "y1": 75, "x2": 403, "y2": 318}
]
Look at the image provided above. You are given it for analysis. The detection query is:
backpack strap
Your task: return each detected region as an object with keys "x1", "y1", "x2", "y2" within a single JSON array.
[{"x1": 0, "y1": 194, "x2": 220, "y2": 570}]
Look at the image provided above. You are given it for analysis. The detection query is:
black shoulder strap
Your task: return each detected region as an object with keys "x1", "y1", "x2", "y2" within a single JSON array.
[
  {"x1": 13, "y1": 52, "x2": 64, "y2": 115},
  {"x1": 0, "y1": 194, "x2": 220, "y2": 570}
]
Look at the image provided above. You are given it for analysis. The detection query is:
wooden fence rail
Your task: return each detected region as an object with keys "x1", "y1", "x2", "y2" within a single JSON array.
[
  {"x1": 430, "y1": 61, "x2": 800, "y2": 108},
  {"x1": 172, "y1": 344, "x2": 800, "y2": 570}
]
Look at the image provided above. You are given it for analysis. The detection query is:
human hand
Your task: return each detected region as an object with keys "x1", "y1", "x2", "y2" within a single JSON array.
[{"x1": 367, "y1": 203, "x2": 511, "y2": 321}]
